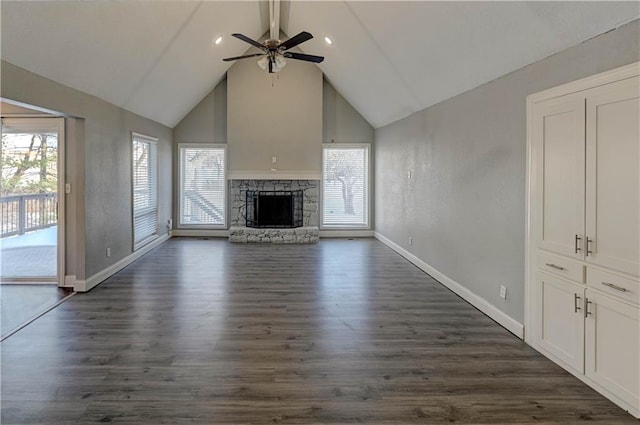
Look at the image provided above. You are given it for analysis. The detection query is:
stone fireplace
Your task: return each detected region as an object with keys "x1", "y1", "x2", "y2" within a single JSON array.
[{"x1": 229, "y1": 180, "x2": 319, "y2": 243}]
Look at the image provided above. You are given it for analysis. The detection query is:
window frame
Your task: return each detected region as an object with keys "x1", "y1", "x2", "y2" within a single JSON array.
[
  {"x1": 131, "y1": 132, "x2": 159, "y2": 251},
  {"x1": 321, "y1": 143, "x2": 371, "y2": 229},
  {"x1": 177, "y1": 143, "x2": 227, "y2": 229}
]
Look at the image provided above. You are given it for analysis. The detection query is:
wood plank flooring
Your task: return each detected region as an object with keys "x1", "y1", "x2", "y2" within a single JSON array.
[
  {"x1": 1, "y1": 238, "x2": 637, "y2": 424},
  {"x1": 0, "y1": 284, "x2": 72, "y2": 338}
]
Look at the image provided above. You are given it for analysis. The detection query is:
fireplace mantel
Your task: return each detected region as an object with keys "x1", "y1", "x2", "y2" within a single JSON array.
[{"x1": 228, "y1": 171, "x2": 321, "y2": 181}]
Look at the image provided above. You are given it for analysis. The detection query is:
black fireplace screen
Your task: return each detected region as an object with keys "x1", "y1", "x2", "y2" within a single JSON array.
[{"x1": 246, "y1": 190, "x2": 303, "y2": 228}]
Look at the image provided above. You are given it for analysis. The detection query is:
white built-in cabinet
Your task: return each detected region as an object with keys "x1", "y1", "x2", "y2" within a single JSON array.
[{"x1": 527, "y1": 62, "x2": 639, "y2": 418}]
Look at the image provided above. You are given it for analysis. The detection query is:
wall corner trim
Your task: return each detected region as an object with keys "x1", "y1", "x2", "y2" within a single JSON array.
[
  {"x1": 79, "y1": 234, "x2": 171, "y2": 292},
  {"x1": 63, "y1": 275, "x2": 77, "y2": 288},
  {"x1": 374, "y1": 231, "x2": 524, "y2": 339}
]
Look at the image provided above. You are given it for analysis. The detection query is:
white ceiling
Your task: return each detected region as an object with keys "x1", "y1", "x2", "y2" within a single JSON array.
[{"x1": 2, "y1": 1, "x2": 638, "y2": 129}]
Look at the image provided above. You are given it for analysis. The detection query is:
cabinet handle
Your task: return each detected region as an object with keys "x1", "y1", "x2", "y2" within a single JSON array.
[
  {"x1": 601, "y1": 282, "x2": 628, "y2": 293},
  {"x1": 574, "y1": 293, "x2": 581, "y2": 313},
  {"x1": 574, "y1": 234, "x2": 582, "y2": 253},
  {"x1": 586, "y1": 237, "x2": 594, "y2": 256},
  {"x1": 545, "y1": 263, "x2": 566, "y2": 271},
  {"x1": 584, "y1": 298, "x2": 592, "y2": 318}
]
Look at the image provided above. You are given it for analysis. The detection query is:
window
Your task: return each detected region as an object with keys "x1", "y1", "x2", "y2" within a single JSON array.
[
  {"x1": 322, "y1": 144, "x2": 369, "y2": 227},
  {"x1": 178, "y1": 144, "x2": 226, "y2": 227},
  {"x1": 132, "y1": 133, "x2": 158, "y2": 250}
]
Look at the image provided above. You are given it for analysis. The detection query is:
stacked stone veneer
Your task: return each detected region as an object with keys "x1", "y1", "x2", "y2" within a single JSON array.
[
  {"x1": 229, "y1": 179, "x2": 319, "y2": 244},
  {"x1": 229, "y1": 226, "x2": 319, "y2": 244}
]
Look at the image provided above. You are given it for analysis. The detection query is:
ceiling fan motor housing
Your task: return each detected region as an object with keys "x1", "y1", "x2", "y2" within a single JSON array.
[
  {"x1": 265, "y1": 39, "x2": 281, "y2": 50},
  {"x1": 223, "y1": 31, "x2": 324, "y2": 74}
]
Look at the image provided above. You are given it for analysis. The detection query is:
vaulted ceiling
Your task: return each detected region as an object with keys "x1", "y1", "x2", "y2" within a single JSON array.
[{"x1": 2, "y1": 1, "x2": 638, "y2": 129}]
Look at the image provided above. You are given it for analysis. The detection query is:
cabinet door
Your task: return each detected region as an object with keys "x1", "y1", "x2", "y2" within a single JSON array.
[
  {"x1": 585, "y1": 290, "x2": 639, "y2": 412},
  {"x1": 585, "y1": 77, "x2": 640, "y2": 277},
  {"x1": 535, "y1": 271, "x2": 585, "y2": 372},
  {"x1": 533, "y1": 96, "x2": 585, "y2": 258}
]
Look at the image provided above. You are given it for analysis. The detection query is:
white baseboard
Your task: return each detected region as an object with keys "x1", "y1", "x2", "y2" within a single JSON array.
[
  {"x1": 171, "y1": 229, "x2": 229, "y2": 238},
  {"x1": 319, "y1": 230, "x2": 374, "y2": 238},
  {"x1": 76, "y1": 234, "x2": 171, "y2": 292},
  {"x1": 374, "y1": 231, "x2": 524, "y2": 339}
]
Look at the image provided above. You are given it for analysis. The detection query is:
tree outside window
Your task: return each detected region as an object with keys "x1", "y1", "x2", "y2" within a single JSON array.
[{"x1": 322, "y1": 145, "x2": 369, "y2": 227}]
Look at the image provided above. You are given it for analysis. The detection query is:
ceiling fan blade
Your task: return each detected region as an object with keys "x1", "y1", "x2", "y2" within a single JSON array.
[
  {"x1": 279, "y1": 31, "x2": 313, "y2": 50},
  {"x1": 232, "y1": 33, "x2": 266, "y2": 50},
  {"x1": 283, "y1": 52, "x2": 324, "y2": 63},
  {"x1": 222, "y1": 53, "x2": 264, "y2": 62}
]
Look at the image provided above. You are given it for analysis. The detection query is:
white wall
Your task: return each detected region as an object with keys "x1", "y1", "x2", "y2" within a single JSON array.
[
  {"x1": 1, "y1": 61, "x2": 173, "y2": 283},
  {"x1": 375, "y1": 20, "x2": 640, "y2": 326}
]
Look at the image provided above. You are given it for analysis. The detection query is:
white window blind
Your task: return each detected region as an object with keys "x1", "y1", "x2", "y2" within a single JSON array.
[
  {"x1": 179, "y1": 144, "x2": 226, "y2": 227},
  {"x1": 132, "y1": 133, "x2": 158, "y2": 249},
  {"x1": 322, "y1": 144, "x2": 369, "y2": 227}
]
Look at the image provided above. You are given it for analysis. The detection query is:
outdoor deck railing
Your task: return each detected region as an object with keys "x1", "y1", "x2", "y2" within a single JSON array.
[
  {"x1": 1, "y1": 193, "x2": 57, "y2": 238},
  {"x1": 183, "y1": 189, "x2": 225, "y2": 224}
]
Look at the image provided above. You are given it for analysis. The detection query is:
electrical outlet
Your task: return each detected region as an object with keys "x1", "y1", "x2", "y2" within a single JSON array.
[
  {"x1": 408, "y1": 170, "x2": 412, "y2": 180},
  {"x1": 65, "y1": 183, "x2": 72, "y2": 194},
  {"x1": 272, "y1": 156, "x2": 277, "y2": 164},
  {"x1": 106, "y1": 247, "x2": 111, "y2": 258},
  {"x1": 408, "y1": 236, "x2": 413, "y2": 246},
  {"x1": 500, "y1": 285, "x2": 507, "y2": 300},
  {"x1": 167, "y1": 218, "x2": 173, "y2": 230}
]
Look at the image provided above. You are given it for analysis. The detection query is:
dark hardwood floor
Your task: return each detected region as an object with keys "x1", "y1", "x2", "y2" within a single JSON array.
[{"x1": 1, "y1": 238, "x2": 636, "y2": 424}]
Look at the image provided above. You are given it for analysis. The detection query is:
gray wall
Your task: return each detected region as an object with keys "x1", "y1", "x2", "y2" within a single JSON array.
[
  {"x1": 227, "y1": 48, "x2": 323, "y2": 175},
  {"x1": 375, "y1": 20, "x2": 640, "y2": 324},
  {"x1": 1, "y1": 102, "x2": 46, "y2": 115},
  {"x1": 1, "y1": 61, "x2": 173, "y2": 279},
  {"x1": 323, "y1": 79, "x2": 374, "y2": 143},
  {"x1": 175, "y1": 77, "x2": 373, "y2": 146},
  {"x1": 174, "y1": 73, "x2": 374, "y2": 229},
  {"x1": 174, "y1": 79, "x2": 227, "y2": 144}
]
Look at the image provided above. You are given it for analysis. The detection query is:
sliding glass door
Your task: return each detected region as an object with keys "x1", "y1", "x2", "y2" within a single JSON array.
[{"x1": 1, "y1": 118, "x2": 65, "y2": 285}]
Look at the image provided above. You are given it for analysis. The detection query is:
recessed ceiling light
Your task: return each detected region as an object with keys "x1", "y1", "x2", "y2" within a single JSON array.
[
  {"x1": 324, "y1": 36, "x2": 333, "y2": 45},
  {"x1": 214, "y1": 36, "x2": 223, "y2": 45}
]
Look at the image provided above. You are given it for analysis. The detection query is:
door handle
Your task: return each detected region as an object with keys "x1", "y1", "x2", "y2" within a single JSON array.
[
  {"x1": 545, "y1": 263, "x2": 566, "y2": 271},
  {"x1": 574, "y1": 234, "x2": 582, "y2": 254},
  {"x1": 584, "y1": 298, "x2": 592, "y2": 318},
  {"x1": 574, "y1": 293, "x2": 581, "y2": 313},
  {"x1": 601, "y1": 282, "x2": 627, "y2": 293}
]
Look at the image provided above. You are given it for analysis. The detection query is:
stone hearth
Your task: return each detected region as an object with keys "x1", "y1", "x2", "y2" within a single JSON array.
[{"x1": 229, "y1": 226, "x2": 319, "y2": 244}]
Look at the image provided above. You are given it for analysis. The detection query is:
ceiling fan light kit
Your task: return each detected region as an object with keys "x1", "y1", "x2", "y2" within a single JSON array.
[
  {"x1": 257, "y1": 55, "x2": 286, "y2": 73},
  {"x1": 222, "y1": 31, "x2": 324, "y2": 74}
]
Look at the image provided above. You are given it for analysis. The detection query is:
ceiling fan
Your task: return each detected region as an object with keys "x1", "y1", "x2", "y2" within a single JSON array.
[{"x1": 222, "y1": 31, "x2": 324, "y2": 73}]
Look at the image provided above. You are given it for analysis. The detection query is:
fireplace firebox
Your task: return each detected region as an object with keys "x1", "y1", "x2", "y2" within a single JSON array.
[{"x1": 246, "y1": 190, "x2": 303, "y2": 228}]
